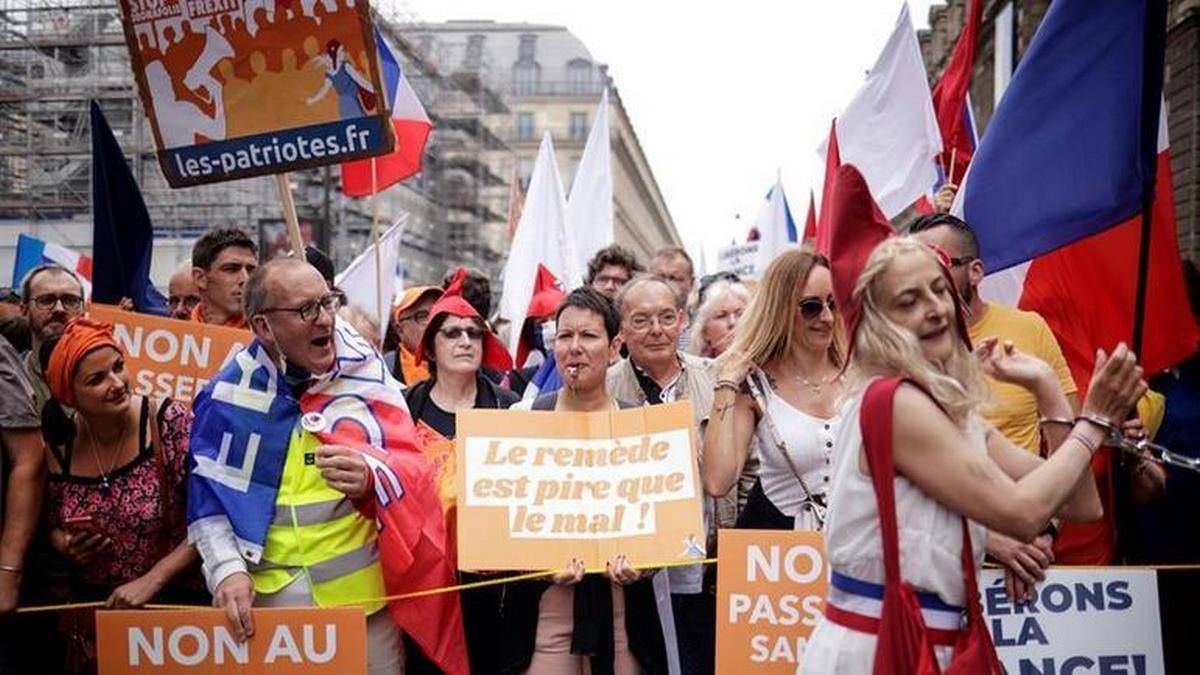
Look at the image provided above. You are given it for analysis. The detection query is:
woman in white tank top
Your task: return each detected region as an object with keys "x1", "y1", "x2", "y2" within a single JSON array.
[
  {"x1": 802, "y1": 234, "x2": 1146, "y2": 673},
  {"x1": 701, "y1": 248, "x2": 845, "y2": 530}
]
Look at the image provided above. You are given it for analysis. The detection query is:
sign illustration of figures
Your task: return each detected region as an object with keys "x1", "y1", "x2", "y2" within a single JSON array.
[
  {"x1": 455, "y1": 402, "x2": 706, "y2": 571},
  {"x1": 117, "y1": 0, "x2": 393, "y2": 187}
]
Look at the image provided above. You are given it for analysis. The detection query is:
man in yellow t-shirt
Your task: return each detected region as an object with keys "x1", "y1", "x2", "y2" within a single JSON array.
[{"x1": 908, "y1": 214, "x2": 1080, "y2": 446}]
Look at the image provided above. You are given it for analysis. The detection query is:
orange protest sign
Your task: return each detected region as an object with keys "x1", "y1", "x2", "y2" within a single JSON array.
[
  {"x1": 96, "y1": 607, "x2": 365, "y2": 674},
  {"x1": 455, "y1": 401, "x2": 705, "y2": 571},
  {"x1": 116, "y1": 0, "x2": 392, "y2": 187},
  {"x1": 91, "y1": 304, "x2": 250, "y2": 404},
  {"x1": 715, "y1": 529, "x2": 828, "y2": 673}
]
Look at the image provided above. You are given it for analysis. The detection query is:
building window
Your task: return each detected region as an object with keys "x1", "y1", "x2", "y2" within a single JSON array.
[
  {"x1": 516, "y1": 112, "x2": 534, "y2": 140},
  {"x1": 569, "y1": 112, "x2": 588, "y2": 140},
  {"x1": 463, "y1": 34, "x2": 485, "y2": 70},
  {"x1": 518, "y1": 34, "x2": 537, "y2": 61},
  {"x1": 513, "y1": 62, "x2": 540, "y2": 95},
  {"x1": 567, "y1": 58, "x2": 592, "y2": 93}
]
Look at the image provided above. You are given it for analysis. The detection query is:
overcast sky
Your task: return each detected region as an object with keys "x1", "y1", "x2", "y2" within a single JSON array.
[{"x1": 402, "y1": 0, "x2": 941, "y2": 271}]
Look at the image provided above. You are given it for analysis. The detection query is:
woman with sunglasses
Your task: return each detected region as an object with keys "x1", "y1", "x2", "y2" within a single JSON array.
[
  {"x1": 701, "y1": 247, "x2": 846, "y2": 529},
  {"x1": 403, "y1": 269, "x2": 516, "y2": 674}
]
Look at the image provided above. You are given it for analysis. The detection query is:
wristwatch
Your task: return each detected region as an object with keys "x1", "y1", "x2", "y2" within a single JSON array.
[{"x1": 1040, "y1": 518, "x2": 1061, "y2": 541}]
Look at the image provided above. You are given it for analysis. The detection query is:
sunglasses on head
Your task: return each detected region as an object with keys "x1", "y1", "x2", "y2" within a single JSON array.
[
  {"x1": 798, "y1": 296, "x2": 836, "y2": 320},
  {"x1": 696, "y1": 271, "x2": 741, "y2": 305}
]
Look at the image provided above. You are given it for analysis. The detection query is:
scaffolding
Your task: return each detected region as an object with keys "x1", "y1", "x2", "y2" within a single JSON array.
[{"x1": 0, "y1": 0, "x2": 515, "y2": 287}]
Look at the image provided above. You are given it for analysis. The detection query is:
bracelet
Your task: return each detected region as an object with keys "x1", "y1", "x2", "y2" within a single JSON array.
[
  {"x1": 714, "y1": 380, "x2": 740, "y2": 394},
  {"x1": 1039, "y1": 519, "x2": 1061, "y2": 541},
  {"x1": 1076, "y1": 413, "x2": 1118, "y2": 435},
  {"x1": 1067, "y1": 431, "x2": 1099, "y2": 454},
  {"x1": 1039, "y1": 416, "x2": 1075, "y2": 428},
  {"x1": 0, "y1": 564, "x2": 22, "y2": 576}
]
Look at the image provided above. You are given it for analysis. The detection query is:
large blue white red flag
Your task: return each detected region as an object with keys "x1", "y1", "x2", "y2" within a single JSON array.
[
  {"x1": 341, "y1": 27, "x2": 433, "y2": 197},
  {"x1": 953, "y1": 0, "x2": 1168, "y2": 273},
  {"x1": 188, "y1": 321, "x2": 467, "y2": 673},
  {"x1": 12, "y1": 233, "x2": 92, "y2": 297}
]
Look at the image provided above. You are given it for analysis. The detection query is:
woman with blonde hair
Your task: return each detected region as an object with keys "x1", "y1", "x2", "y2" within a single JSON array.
[
  {"x1": 801, "y1": 168, "x2": 1144, "y2": 673},
  {"x1": 687, "y1": 275, "x2": 751, "y2": 359},
  {"x1": 701, "y1": 247, "x2": 845, "y2": 530}
]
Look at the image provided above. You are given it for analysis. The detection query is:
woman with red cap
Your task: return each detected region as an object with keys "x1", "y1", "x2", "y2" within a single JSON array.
[
  {"x1": 403, "y1": 268, "x2": 516, "y2": 674},
  {"x1": 801, "y1": 167, "x2": 1145, "y2": 673},
  {"x1": 38, "y1": 318, "x2": 202, "y2": 671}
]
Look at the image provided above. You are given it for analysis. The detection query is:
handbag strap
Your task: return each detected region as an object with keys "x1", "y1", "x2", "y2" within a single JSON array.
[
  {"x1": 744, "y1": 370, "x2": 823, "y2": 508},
  {"x1": 148, "y1": 397, "x2": 173, "y2": 551}
]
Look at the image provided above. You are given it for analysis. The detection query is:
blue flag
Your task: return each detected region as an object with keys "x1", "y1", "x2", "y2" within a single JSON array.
[
  {"x1": 91, "y1": 101, "x2": 167, "y2": 314},
  {"x1": 956, "y1": 0, "x2": 1168, "y2": 273}
]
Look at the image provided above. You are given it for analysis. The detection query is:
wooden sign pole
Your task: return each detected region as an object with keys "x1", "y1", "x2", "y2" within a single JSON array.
[{"x1": 274, "y1": 172, "x2": 306, "y2": 257}]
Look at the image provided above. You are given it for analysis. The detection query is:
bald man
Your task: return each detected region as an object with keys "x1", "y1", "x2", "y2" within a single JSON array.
[{"x1": 167, "y1": 266, "x2": 202, "y2": 321}]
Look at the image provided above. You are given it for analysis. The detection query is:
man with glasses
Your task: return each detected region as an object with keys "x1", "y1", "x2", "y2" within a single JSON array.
[
  {"x1": 166, "y1": 265, "x2": 202, "y2": 321},
  {"x1": 585, "y1": 244, "x2": 644, "y2": 299},
  {"x1": 19, "y1": 264, "x2": 87, "y2": 412},
  {"x1": 195, "y1": 258, "x2": 408, "y2": 674},
  {"x1": 191, "y1": 227, "x2": 258, "y2": 329},
  {"x1": 606, "y1": 275, "x2": 726, "y2": 675},
  {"x1": 387, "y1": 286, "x2": 441, "y2": 387}
]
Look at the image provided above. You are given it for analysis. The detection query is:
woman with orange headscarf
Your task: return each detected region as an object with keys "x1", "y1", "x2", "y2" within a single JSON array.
[{"x1": 38, "y1": 318, "x2": 204, "y2": 671}]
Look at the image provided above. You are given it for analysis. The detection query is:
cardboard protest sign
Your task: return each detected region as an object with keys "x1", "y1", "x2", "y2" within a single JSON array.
[
  {"x1": 982, "y1": 568, "x2": 1165, "y2": 674},
  {"x1": 455, "y1": 401, "x2": 705, "y2": 571},
  {"x1": 717, "y1": 242, "x2": 760, "y2": 278},
  {"x1": 96, "y1": 607, "x2": 365, "y2": 673},
  {"x1": 117, "y1": 0, "x2": 393, "y2": 187},
  {"x1": 92, "y1": 304, "x2": 250, "y2": 404},
  {"x1": 715, "y1": 529, "x2": 827, "y2": 672}
]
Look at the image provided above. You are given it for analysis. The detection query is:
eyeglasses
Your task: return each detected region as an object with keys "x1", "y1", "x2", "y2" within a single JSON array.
[
  {"x1": 593, "y1": 274, "x2": 630, "y2": 288},
  {"x1": 438, "y1": 326, "x2": 484, "y2": 341},
  {"x1": 399, "y1": 309, "x2": 431, "y2": 324},
  {"x1": 261, "y1": 291, "x2": 345, "y2": 323},
  {"x1": 168, "y1": 294, "x2": 201, "y2": 310},
  {"x1": 627, "y1": 310, "x2": 680, "y2": 332},
  {"x1": 948, "y1": 255, "x2": 976, "y2": 267},
  {"x1": 31, "y1": 293, "x2": 84, "y2": 311},
  {"x1": 798, "y1": 297, "x2": 836, "y2": 320}
]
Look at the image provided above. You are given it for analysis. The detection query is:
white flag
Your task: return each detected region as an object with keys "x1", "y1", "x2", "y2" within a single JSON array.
[
  {"x1": 568, "y1": 89, "x2": 614, "y2": 272},
  {"x1": 497, "y1": 133, "x2": 581, "y2": 356},
  {"x1": 821, "y1": 3, "x2": 942, "y2": 218},
  {"x1": 334, "y1": 214, "x2": 407, "y2": 335}
]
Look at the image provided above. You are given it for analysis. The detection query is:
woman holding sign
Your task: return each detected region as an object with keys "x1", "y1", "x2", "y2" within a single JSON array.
[
  {"x1": 37, "y1": 318, "x2": 203, "y2": 671},
  {"x1": 405, "y1": 269, "x2": 517, "y2": 674},
  {"x1": 801, "y1": 169, "x2": 1143, "y2": 673},
  {"x1": 702, "y1": 248, "x2": 845, "y2": 531},
  {"x1": 504, "y1": 287, "x2": 670, "y2": 675}
]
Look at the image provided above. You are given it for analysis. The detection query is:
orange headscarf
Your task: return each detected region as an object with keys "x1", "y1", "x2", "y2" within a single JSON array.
[{"x1": 45, "y1": 317, "x2": 122, "y2": 408}]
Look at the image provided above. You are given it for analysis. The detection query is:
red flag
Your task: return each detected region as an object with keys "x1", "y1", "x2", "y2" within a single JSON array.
[
  {"x1": 803, "y1": 190, "x2": 817, "y2": 242},
  {"x1": 930, "y1": 0, "x2": 982, "y2": 185},
  {"x1": 815, "y1": 119, "x2": 842, "y2": 256}
]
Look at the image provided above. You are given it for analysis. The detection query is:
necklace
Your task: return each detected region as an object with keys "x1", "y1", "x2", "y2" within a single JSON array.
[
  {"x1": 790, "y1": 363, "x2": 841, "y2": 395},
  {"x1": 82, "y1": 412, "x2": 130, "y2": 493}
]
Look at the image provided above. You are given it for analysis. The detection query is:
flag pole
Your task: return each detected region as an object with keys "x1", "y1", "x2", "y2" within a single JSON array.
[
  {"x1": 273, "y1": 173, "x2": 305, "y2": 257},
  {"x1": 1132, "y1": 190, "x2": 1154, "y2": 355},
  {"x1": 371, "y1": 158, "x2": 383, "y2": 323}
]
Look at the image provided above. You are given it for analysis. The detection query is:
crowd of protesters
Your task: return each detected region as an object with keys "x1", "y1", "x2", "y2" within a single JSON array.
[{"x1": 0, "y1": 185, "x2": 1194, "y2": 673}]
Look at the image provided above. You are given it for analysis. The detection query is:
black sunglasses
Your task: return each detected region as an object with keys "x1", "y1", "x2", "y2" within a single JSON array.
[
  {"x1": 798, "y1": 296, "x2": 836, "y2": 319},
  {"x1": 697, "y1": 271, "x2": 741, "y2": 305},
  {"x1": 439, "y1": 326, "x2": 484, "y2": 341}
]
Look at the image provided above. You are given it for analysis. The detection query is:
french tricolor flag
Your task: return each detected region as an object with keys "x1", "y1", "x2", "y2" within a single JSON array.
[
  {"x1": 341, "y1": 27, "x2": 433, "y2": 197},
  {"x1": 12, "y1": 233, "x2": 93, "y2": 298}
]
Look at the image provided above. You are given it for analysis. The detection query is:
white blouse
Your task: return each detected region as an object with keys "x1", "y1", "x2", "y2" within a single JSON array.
[{"x1": 751, "y1": 376, "x2": 841, "y2": 516}]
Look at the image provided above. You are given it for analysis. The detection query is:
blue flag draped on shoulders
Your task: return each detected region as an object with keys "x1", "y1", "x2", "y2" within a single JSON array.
[
  {"x1": 954, "y1": 0, "x2": 1168, "y2": 273},
  {"x1": 90, "y1": 101, "x2": 167, "y2": 314}
]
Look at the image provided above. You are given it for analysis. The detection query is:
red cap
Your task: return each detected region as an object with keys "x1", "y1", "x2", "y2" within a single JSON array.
[
  {"x1": 415, "y1": 268, "x2": 513, "y2": 372},
  {"x1": 526, "y1": 264, "x2": 566, "y2": 320}
]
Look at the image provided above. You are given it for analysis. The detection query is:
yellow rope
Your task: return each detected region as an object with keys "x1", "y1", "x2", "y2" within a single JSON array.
[{"x1": 15, "y1": 558, "x2": 721, "y2": 614}]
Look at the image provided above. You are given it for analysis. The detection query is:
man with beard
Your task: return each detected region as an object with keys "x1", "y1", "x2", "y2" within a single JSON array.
[{"x1": 19, "y1": 264, "x2": 87, "y2": 412}]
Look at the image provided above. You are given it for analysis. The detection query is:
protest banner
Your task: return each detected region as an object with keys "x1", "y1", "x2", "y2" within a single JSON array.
[
  {"x1": 91, "y1": 304, "x2": 250, "y2": 404},
  {"x1": 96, "y1": 607, "x2": 365, "y2": 674},
  {"x1": 981, "y1": 568, "x2": 1165, "y2": 674},
  {"x1": 715, "y1": 529, "x2": 827, "y2": 672},
  {"x1": 717, "y1": 241, "x2": 760, "y2": 278},
  {"x1": 116, "y1": 0, "x2": 393, "y2": 188},
  {"x1": 455, "y1": 401, "x2": 705, "y2": 570}
]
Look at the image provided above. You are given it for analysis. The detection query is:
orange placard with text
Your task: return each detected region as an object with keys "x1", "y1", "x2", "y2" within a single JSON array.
[
  {"x1": 455, "y1": 401, "x2": 706, "y2": 571},
  {"x1": 715, "y1": 529, "x2": 828, "y2": 673},
  {"x1": 91, "y1": 304, "x2": 251, "y2": 404},
  {"x1": 96, "y1": 607, "x2": 365, "y2": 674}
]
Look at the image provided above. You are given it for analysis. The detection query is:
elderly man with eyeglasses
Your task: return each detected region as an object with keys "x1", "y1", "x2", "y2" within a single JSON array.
[
  {"x1": 605, "y1": 274, "x2": 729, "y2": 675},
  {"x1": 19, "y1": 264, "x2": 88, "y2": 413}
]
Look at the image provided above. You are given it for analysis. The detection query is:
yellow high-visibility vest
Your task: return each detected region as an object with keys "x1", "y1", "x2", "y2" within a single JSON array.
[{"x1": 250, "y1": 425, "x2": 386, "y2": 615}]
